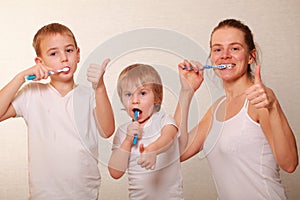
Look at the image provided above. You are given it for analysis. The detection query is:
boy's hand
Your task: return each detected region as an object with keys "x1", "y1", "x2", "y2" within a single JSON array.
[
  {"x1": 126, "y1": 121, "x2": 143, "y2": 142},
  {"x1": 87, "y1": 58, "x2": 110, "y2": 89},
  {"x1": 25, "y1": 63, "x2": 52, "y2": 81},
  {"x1": 137, "y1": 144, "x2": 157, "y2": 170}
]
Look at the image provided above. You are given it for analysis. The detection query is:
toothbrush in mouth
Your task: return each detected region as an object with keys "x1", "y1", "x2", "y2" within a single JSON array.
[
  {"x1": 183, "y1": 64, "x2": 232, "y2": 70},
  {"x1": 26, "y1": 67, "x2": 70, "y2": 80},
  {"x1": 132, "y1": 109, "x2": 140, "y2": 145}
]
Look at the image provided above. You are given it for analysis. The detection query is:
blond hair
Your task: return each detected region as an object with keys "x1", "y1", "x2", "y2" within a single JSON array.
[{"x1": 117, "y1": 64, "x2": 163, "y2": 111}]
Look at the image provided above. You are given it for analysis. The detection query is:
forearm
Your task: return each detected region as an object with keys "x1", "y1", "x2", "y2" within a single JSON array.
[
  {"x1": 0, "y1": 72, "x2": 25, "y2": 118},
  {"x1": 94, "y1": 84, "x2": 115, "y2": 138},
  {"x1": 174, "y1": 89, "x2": 194, "y2": 154},
  {"x1": 145, "y1": 125, "x2": 178, "y2": 156},
  {"x1": 108, "y1": 137, "x2": 132, "y2": 179},
  {"x1": 268, "y1": 100, "x2": 298, "y2": 172}
]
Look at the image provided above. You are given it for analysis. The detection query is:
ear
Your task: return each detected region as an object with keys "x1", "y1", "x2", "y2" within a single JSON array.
[
  {"x1": 34, "y1": 56, "x2": 43, "y2": 64},
  {"x1": 76, "y1": 47, "x2": 81, "y2": 63},
  {"x1": 248, "y1": 49, "x2": 256, "y2": 65}
]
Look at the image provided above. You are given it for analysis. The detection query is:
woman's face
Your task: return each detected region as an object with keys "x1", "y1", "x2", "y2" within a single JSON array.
[{"x1": 210, "y1": 27, "x2": 254, "y2": 81}]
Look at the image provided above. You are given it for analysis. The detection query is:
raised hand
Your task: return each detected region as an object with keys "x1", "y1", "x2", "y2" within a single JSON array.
[
  {"x1": 245, "y1": 65, "x2": 275, "y2": 109},
  {"x1": 178, "y1": 60, "x2": 204, "y2": 93},
  {"x1": 137, "y1": 143, "x2": 157, "y2": 170},
  {"x1": 25, "y1": 63, "x2": 53, "y2": 81},
  {"x1": 87, "y1": 58, "x2": 110, "y2": 89}
]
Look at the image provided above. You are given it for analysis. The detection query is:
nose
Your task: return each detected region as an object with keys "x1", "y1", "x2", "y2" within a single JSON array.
[
  {"x1": 60, "y1": 51, "x2": 68, "y2": 62},
  {"x1": 221, "y1": 48, "x2": 231, "y2": 59},
  {"x1": 131, "y1": 93, "x2": 140, "y2": 104}
]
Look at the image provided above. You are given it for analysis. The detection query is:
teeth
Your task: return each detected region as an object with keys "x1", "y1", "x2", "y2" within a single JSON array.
[
  {"x1": 225, "y1": 64, "x2": 232, "y2": 69},
  {"x1": 219, "y1": 64, "x2": 232, "y2": 69}
]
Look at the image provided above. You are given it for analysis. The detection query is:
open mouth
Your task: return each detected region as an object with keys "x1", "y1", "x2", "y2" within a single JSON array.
[
  {"x1": 62, "y1": 66, "x2": 70, "y2": 74},
  {"x1": 132, "y1": 108, "x2": 142, "y2": 121}
]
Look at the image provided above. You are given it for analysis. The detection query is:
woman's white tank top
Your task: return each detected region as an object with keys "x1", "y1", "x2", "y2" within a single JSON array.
[{"x1": 203, "y1": 97, "x2": 286, "y2": 200}]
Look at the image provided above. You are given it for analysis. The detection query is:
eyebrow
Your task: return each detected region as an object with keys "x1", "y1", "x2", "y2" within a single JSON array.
[
  {"x1": 46, "y1": 44, "x2": 75, "y2": 53},
  {"x1": 212, "y1": 42, "x2": 244, "y2": 47}
]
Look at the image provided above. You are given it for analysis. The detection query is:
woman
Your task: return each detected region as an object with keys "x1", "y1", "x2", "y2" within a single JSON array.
[{"x1": 175, "y1": 19, "x2": 298, "y2": 200}]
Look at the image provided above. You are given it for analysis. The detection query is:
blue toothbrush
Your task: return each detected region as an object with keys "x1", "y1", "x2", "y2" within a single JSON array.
[{"x1": 132, "y1": 109, "x2": 140, "y2": 145}]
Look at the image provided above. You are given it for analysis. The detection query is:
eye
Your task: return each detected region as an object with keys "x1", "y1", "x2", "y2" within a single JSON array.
[
  {"x1": 66, "y1": 48, "x2": 74, "y2": 53},
  {"x1": 49, "y1": 51, "x2": 57, "y2": 56},
  {"x1": 212, "y1": 47, "x2": 222, "y2": 53},
  {"x1": 124, "y1": 92, "x2": 132, "y2": 97},
  {"x1": 140, "y1": 91, "x2": 147, "y2": 96}
]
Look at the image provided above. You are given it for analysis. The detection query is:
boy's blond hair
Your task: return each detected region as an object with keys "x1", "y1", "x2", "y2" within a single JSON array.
[
  {"x1": 32, "y1": 23, "x2": 78, "y2": 56},
  {"x1": 117, "y1": 64, "x2": 163, "y2": 111}
]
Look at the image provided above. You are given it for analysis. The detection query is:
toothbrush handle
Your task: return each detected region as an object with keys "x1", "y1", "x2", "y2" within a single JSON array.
[
  {"x1": 183, "y1": 65, "x2": 217, "y2": 70},
  {"x1": 203, "y1": 65, "x2": 213, "y2": 69},
  {"x1": 25, "y1": 71, "x2": 54, "y2": 80},
  {"x1": 133, "y1": 134, "x2": 138, "y2": 145},
  {"x1": 26, "y1": 75, "x2": 37, "y2": 80}
]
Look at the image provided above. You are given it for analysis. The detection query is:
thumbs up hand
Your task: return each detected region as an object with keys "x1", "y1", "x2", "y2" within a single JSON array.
[
  {"x1": 137, "y1": 144, "x2": 157, "y2": 170},
  {"x1": 245, "y1": 65, "x2": 275, "y2": 110}
]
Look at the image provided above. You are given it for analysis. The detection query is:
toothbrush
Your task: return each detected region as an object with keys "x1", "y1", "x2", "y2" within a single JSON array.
[
  {"x1": 183, "y1": 64, "x2": 232, "y2": 70},
  {"x1": 26, "y1": 67, "x2": 70, "y2": 80},
  {"x1": 132, "y1": 109, "x2": 140, "y2": 145}
]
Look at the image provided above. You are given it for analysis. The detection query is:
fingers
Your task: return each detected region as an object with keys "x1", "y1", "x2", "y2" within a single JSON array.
[
  {"x1": 245, "y1": 66, "x2": 271, "y2": 109},
  {"x1": 28, "y1": 63, "x2": 51, "y2": 80},
  {"x1": 87, "y1": 58, "x2": 110, "y2": 88},
  {"x1": 137, "y1": 144, "x2": 156, "y2": 170},
  {"x1": 139, "y1": 143, "x2": 144, "y2": 153},
  {"x1": 178, "y1": 59, "x2": 203, "y2": 72},
  {"x1": 254, "y1": 65, "x2": 262, "y2": 84}
]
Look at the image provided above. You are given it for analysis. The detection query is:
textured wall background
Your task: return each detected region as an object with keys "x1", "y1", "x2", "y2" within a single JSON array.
[{"x1": 0, "y1": 0, "x2": 299, "y2": 199}]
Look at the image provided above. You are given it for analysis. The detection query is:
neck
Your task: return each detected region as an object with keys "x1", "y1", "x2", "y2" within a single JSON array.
[
  {"x1": 50, "y1": 79, "x2": 75, "y2": 96},
  {"x1": 223, "y1": 76, "x2": 253, "y2": 101}
]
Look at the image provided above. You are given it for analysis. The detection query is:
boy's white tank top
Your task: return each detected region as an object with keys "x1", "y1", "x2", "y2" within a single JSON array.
[{"x1": 203, "y1": 97, "x2": 286, "y2": 200}]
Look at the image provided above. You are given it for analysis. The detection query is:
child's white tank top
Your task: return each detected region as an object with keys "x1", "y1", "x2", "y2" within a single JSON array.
[{"x1": 203, "y1": 97, "x2": 286, "y2": 200}]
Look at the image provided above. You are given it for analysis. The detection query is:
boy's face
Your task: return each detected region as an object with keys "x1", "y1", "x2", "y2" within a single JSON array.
[
  {"x1": 35, "y1": 33, "x2": 80, "y2": 81},
  {"x1": 121, "y1": 84, "x2": 157, "y2": 125}
]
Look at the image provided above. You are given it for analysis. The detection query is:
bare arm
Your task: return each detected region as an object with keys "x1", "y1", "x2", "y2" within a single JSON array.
[
  {"x1": 0, "y1": 63, "x2": 56, "y2": 121},
  {"x1": 246, "y1": 65, "x2": 298, "y2": 173},
  {"x1": 174, "y1": 60, "x2": 205, "y2": 156},
  {"x1": 179, "y1": 107, "x2": 213, "y2": 162},
  {"x1": 108, "y1": 136, "x2": 132, "y2": 179},
  {"x1": 87, "y1": 59, "x2": 115, "y2": 138},
  {"x1": 137, "y1": 124, "x2": 178, "y2": 170}
]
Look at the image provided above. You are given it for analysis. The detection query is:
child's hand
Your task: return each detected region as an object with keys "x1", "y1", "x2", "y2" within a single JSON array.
[
  {"x1": 137, "y1": 144, "x2": 157, "y2": 170},
  {"x1": 126, "y1": 121, "x2": 143, "y2": 143},
  {"x1": 25, "y1": 63, "x2": 52, "y2": 81},
  {"x1": 87, "y1": 58, "x2": 110, "y2": 89}
]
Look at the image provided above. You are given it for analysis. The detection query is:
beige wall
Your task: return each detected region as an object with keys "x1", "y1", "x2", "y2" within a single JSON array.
[{"x1": 0, "y1": 0, "x2": 299, "y2": 199}]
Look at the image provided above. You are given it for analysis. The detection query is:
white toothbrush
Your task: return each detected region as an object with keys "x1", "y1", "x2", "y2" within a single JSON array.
[
  {"x1": 183, "y1": 64, "x2": 232, "y2": 70},
  {"x1": 26, "y1": 67, "x2": 70, "y2": 80}
]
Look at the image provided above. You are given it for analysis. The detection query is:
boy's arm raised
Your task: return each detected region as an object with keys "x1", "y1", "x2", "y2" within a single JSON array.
[
  {"x1": 87, "y1": 59, "x2": 115, "y2": 138},
  {"x1": 0, "y1": 63, "x2": 52, "y2": 121},
  {"x1": 0, "y1": 72, "x2": 26, "y2": 121}
]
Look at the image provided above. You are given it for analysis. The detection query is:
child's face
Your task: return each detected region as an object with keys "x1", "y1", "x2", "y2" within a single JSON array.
[
  {"x1": 36, "y1": 33, "x2": 80, "y2": 81},
  {"x1": 121, "y1": 84, "x2": 156, "y2": 125}
]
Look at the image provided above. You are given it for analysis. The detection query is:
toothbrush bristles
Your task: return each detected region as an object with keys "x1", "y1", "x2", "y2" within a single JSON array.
[{"x1": 218, "y1": 64, "x2": 232, "y2": 69}]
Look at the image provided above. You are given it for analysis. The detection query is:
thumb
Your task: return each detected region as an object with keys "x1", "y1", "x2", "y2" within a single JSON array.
[
  {"x1": 254, "y1": 65, "x2": 262, "y2": 84},
  {"x1": 139, "y1": 143, "x2": 144, "y2": 153},
  {"x1": 101, "y1": 58, "x2": 111, "y2": 71}
]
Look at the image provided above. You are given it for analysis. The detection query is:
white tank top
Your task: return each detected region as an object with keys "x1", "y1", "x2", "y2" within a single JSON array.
[{"x1": 203, "y1": 97, "x2": 287, "y2": 200}]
